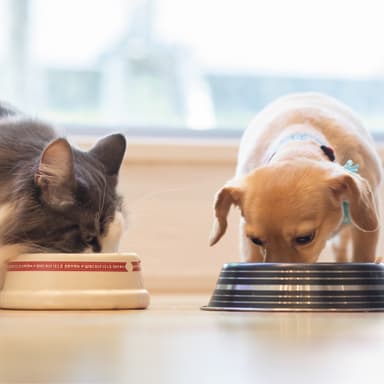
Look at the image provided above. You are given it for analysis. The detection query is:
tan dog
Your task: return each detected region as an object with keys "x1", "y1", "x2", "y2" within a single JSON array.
[{"x1": 210, "y1": 93, "x2": 382, "y2": 263}]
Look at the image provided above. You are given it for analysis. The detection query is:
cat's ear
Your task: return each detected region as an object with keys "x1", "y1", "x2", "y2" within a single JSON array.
[
  {"x1": 35, "y1": 138, "x2": 76, "y2": 208},
  {"x1": 89, "y1": 134, "x2": 126, "y2": 175}
]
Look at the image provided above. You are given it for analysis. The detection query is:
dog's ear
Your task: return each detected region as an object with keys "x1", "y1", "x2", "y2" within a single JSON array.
[
  {"x1": 328, "y1": 172, "x2": 379, "y2": 231},
  {"x1": 209, "y1": 181, "x2": 243, "y2": 246}
]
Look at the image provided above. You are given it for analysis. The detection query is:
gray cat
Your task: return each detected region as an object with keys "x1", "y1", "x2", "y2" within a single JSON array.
[{"x1": 0, "y1": 102, "x2": 126, "y2": 259}]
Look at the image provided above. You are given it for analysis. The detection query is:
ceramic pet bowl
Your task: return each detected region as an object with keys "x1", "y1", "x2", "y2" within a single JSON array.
[
  {"x1": 202, "y1": 262, "x2": 384, "y2": 312},
  {"x1": 0, "y1": 253, "x2": 150, "y2": 310}
]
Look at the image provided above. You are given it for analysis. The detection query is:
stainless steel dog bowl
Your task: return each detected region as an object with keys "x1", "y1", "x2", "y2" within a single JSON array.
[{"x1": 202, "y1": 263, "x2": 384, "y2": 312}]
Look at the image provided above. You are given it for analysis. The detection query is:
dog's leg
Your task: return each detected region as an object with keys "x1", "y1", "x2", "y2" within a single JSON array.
[
  {"x1": 351, "y1": 229, "x2": 379, "y2": 262},
  {"x1": 332, "y1": 227, "x2": 351, "y2": 262},
  {"x1": 239, "y1": 219, "x2": 264, "y2": 262}
]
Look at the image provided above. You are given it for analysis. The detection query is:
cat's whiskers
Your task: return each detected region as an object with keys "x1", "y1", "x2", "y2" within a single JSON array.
[{"x1": 97, "y1": 176, "x2": 107, "y2": 222}]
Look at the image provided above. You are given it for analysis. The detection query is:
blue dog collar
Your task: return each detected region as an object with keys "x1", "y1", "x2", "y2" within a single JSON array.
[{"x1": 266, "y1": 133, "x2": 335, "y2": 163}]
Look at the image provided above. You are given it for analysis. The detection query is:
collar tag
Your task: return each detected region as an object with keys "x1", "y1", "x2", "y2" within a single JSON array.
[{"x1": 343, "y1": 159, "x2": 360, "y2": 174}]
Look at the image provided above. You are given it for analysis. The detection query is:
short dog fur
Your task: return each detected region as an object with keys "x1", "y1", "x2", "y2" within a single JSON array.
[{"x1": 210, "y1": 93, "x2": 382, "y2": 263}]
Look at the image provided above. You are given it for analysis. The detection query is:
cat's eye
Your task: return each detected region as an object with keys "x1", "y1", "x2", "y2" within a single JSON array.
[
  {"x1": 294, "y1": 232, "x2": 315, "y2": 246},
  {"x1": 84, "y1": 235, "x2": 97, "y2": 244},
  {"x1": 250, "y1": 237, "x2": 264, "y2": 246}
]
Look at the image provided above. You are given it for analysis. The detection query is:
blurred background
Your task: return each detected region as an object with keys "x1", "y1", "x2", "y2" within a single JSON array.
[
  {"x1": 1, "y1": 0, "x2": 384, "y2": 137},
  {"x1": 2, "y1": 0, "x2": 384, "y2": 293}
]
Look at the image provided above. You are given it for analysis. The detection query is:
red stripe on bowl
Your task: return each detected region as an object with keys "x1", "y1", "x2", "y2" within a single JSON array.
[
  {"x1": 7, "y1": 261, "x2": 141, "y2": 272},
  {"x1": 132, "y1": 261, "x2": 141, "y2": 272}
]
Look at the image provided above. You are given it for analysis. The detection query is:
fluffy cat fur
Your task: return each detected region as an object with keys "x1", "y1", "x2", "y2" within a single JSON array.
[{"x1": 0, "y1": 102, "x2": 126, "y2": 263}]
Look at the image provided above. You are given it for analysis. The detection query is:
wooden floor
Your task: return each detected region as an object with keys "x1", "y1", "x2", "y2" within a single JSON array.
[{"x1": 1, "y1": 295, "x2": 384, "y2": 384}]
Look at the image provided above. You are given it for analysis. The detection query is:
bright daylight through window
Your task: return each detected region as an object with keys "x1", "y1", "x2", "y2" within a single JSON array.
[{"x1": 0, "y1": 0, "x2": 384, "y2": 136}]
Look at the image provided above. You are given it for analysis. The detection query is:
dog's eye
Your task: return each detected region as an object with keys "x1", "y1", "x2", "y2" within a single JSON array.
[
  {"x1": 251, "y1": 237, "x2": 264, "y2": 246},
  {"x1": 294, "y1": 232, "x2": 315, "y2": 246}
]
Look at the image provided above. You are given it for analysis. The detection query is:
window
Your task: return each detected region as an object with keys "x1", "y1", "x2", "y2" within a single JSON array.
[{"x1": 1, "y1": 0, "x2": 384, "y2": 136}]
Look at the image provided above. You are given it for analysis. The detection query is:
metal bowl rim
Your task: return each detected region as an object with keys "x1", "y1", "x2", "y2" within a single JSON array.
[{"x1": 223, "y1": 262, "x2": 384, "y2": 270}]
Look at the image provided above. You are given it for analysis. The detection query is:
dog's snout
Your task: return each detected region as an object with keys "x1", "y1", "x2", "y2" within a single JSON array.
[{"x1": 264, "y1": 247, "x2": 301, "y2": 263}]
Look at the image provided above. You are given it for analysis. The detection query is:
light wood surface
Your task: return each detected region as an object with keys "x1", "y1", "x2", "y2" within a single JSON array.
[{"x1": 1, "y1": 295, "x2": 384, "y2": 384}]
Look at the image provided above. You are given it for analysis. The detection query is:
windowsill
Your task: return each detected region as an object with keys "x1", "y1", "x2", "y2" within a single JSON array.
[
  {"x1": 70, "y1": 135, "x2": 239, "y2": 166},
  {"x1": 71, "y1": 133, "x2": 384, "y2": 168}
]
